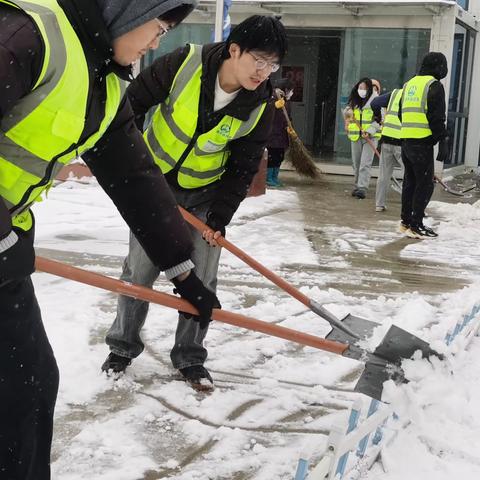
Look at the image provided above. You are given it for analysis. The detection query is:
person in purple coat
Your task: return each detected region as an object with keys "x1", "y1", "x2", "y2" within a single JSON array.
[{"x1": 266, "y1": 78, "x2": 294, "y2": 187}]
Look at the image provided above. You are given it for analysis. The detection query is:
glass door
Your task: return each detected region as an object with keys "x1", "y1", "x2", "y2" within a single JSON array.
[{"x1": 447, "y1": 22, "x2": 475, "y2": 165}]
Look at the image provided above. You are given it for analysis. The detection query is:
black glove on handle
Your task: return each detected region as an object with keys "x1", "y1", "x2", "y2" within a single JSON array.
[
  {"x1": 172, "y1": 272, "x2": 221, "y2": 329},
  {"x1": 436, "y1": 137, "x2": 450, "y2": 163}
]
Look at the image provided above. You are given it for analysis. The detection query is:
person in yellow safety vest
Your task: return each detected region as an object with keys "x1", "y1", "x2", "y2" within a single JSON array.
[
  {"x1": 399, "y1": 52, "x2": 449, "y2": 239},
  {"x1": 343, "y1": 77, "x2": 382, "y2": 199},
  {"x1": 101, "y1": 15, "x2": 288, "y2": 390},
  {"x1": 371, "y1": 88, "x2": 405, "y2": 212},
  {"x1": 0, "y1": 1, "x2": 222, "y2": 478}
]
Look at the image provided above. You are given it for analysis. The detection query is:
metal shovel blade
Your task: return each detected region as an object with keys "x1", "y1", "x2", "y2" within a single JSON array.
[
  {"x1": 352, "y1": 325, "x2": 443, "y2": 401},
  {"x1": 324, "y1": 313, "x2": 379, "y2": 344}
]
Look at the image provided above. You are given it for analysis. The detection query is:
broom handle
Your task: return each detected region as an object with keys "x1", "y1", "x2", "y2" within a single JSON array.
[
  {"x1": 180, "y1": 207, "x2": 313, "y2": 309},
  {"x1": 35, "y1": 256, "x2": 348, "y2": 355},
  {"x1": 275, "y1": 90, "x2": 295, "y2": 132},
  {"x1": 352, "y1": 118, "x2": 381, "y2": 159}
]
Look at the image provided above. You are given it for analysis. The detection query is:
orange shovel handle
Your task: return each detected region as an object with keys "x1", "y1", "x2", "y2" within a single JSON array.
[
  {"x1": 35, "y1": 256, "x2": 348, "y2": 355},
  {"x1": 179, "y1": 207, "x2": 313, "y2": 309}
]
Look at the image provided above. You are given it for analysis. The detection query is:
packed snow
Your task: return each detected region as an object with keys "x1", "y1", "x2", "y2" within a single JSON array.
[{"x1": 31, "y1": 179, "x2": 480, "y2": 479}]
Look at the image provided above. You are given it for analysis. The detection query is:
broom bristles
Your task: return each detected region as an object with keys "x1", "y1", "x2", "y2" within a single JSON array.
[{"x1": 287, "y1": 133, "x2": 321, "y2": 179}]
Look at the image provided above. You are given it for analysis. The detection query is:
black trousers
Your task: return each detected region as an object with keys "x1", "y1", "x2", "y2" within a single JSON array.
[
  {"x1": 267, "y1": 147, "x2": 285, "y2": 168},
  {"x1": 401, "y1": 141, "x2": 435, "y2": 227},
  {"x1": 0, "y1": 277, "x2": 59, "y2": 480}
]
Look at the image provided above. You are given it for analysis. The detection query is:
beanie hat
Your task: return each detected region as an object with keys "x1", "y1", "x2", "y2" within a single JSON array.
[{"x1": 97, "y1": 0, "x2": 197, "y2": 39}]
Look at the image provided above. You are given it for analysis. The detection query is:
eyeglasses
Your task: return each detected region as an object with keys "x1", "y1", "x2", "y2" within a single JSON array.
[
  {"x1": 248, "y1": 52, "x2": 280, "y2": 73},
  {"x1": 156, "y1": 19, "x2": 170, "y2": 38}
]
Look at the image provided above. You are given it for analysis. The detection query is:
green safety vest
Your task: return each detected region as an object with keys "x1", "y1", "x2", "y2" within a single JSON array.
[
  {"x1": 347, "y1": 104, "x2": 381, "y2": 142},
  {"x1": 381, "y1": 88, "x2": 402, "y2": 139},
  {"x1": 400, "y1": 75, "x2": 435, "y2": 139},
  {"x1": 144, "y1": 44, "x2": 267, "y2": 189},
  {"x1": 0, "y1": 0, "x2": 125, "y2": 231}
]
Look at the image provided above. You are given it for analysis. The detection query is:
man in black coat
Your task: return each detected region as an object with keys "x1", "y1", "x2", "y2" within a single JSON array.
[
  {"x1": 399, "y1": 52, "x2": 450, "y2": 238},
  {"x1": 0, "y1": 1, "x2": 219, "y2": 478},
  {"x1": 101, "y1": 16, "x2": 288, "y2": 390}
]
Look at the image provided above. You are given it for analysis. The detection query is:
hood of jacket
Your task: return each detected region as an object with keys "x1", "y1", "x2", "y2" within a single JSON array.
[{"x1": 419, "y1": 52, "x2": 448, "y2": 80}]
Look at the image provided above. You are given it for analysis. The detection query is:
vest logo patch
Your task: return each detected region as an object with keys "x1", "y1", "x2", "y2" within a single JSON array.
[{"x1": 218, "y1": 124, "x2": 231, "y2": 137}]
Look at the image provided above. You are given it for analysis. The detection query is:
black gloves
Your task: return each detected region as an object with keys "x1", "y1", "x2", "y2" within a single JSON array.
[
  {"x1": 172, "y1": 271, "x2": 221, "y2": 329},
  {"x1": 205, "y1": 212, "x2": 226, "y2": 237},
  {"x1": 436, "y1": 137, "x2": 450, "y2": 163},
  {"x1": 0, "y1": 225, "x2": 36, "y2": 284}
]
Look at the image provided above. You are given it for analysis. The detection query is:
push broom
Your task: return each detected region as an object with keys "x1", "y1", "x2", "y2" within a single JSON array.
[{"x1": 274, "y1": 90, "x2": 320, "y2": 179}]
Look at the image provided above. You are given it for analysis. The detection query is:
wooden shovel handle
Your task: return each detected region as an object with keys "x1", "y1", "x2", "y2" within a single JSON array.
[
  {"x1": 179, "y1": 207, "x2": 313, "y2": 309},
  {"x1": 35, "y1": 256, "x2": 348, "y2": 355}
]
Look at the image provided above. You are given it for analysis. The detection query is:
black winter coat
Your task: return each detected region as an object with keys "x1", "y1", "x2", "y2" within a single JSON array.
[
  {"x1": 126, "y1": 43, "x2": 275, "y2": 232},
  {"x1": 267, "y1": 102, "x2": 290, "y2": 150},
  {"x1": 0, "y1": 0, "x2": 193, "y2": 274}
]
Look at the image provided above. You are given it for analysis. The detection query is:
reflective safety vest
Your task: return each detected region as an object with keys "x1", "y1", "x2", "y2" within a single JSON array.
[
  {"x1": 400, "y1": 75, "x2": 435, "y2": 139},
  {"x1": 347, "y1": 104, "x2": 381, "y2": 142},
  {"x1": 144, "y1": 44, "x2": 267, "y2": 189},
  {"x1": 0, "y1": 0, "x2": 125, "y2": 231},
  {"x1": 381, "y1": 88, "x2": 402, "y2": 140}
]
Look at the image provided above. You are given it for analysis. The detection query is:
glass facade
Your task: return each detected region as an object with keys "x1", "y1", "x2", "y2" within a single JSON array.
[
  {"x1": 142, "y1": 24, "x2": 213, "y2": 67},
  {"x1": 142, "y1": 24, "x2": 431, "y2": 165},
  {"x1": 336, "y1": 28, "x2": 430, "y2": 159}
]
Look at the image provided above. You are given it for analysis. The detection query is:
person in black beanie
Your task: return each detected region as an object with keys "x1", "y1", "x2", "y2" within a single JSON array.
[
  {"x1": 0, "y1": 1, "x2": 219, "y2": 478},
  {"x1": 398, "y1": 51, "x2": 450, "y2": 238}
]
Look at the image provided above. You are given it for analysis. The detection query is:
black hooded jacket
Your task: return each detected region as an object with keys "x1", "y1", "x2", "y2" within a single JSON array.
[
  {"x1": 398, "y1": 52, "x2": 448, "y2": 145},
  {"x1": 0, "y1": 0, "x2": 194, "y2": 273},
  {"x1": 126, "y1": 43, "x2": 275, "y2": 232}
]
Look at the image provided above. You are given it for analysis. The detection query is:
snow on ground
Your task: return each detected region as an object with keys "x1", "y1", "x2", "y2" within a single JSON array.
[{"x1": 32, "y1": 180, "x2": 480, "y2": 479}]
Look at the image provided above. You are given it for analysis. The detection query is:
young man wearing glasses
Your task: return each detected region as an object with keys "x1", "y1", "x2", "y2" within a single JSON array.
[{"x1": 102, "y1": 15, "x2": 288, "y2": 389}]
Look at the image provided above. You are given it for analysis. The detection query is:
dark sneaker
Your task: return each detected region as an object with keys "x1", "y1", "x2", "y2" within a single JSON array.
[
  {"x1": 351, "y1": 188, "x2": 359, "y2": 197},
  {"x1": 418, "y1": 225, "x2": 438, "y2": 237},
  {"x1": 355, "y1": 189, "x2": 366, "y2": 199},
  {"x1": 406, "y1": 224, "x2": 438, "y2": 239},
  {"x1": 179, "y1": 365, "x2": 214, "y2": 392},
  {"x1": 101, "y1": 352, "x2": 132, "y2": 375}
]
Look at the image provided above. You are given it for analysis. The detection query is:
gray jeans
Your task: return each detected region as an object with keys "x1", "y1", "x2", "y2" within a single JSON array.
[
  {"x1": 351, "y1": 138, "x2": 378, "y2": 191},
  {"x1": 106, "y1": 193, "x2": 221, "y2": 370},
  {"x1": 375, "y1": 142, "x2": 403, "y2": 208}
]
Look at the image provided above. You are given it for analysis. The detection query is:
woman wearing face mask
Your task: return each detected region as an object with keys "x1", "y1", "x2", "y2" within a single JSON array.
[
  {"x1": 344, "y1": 77, "x2": 381, "y2": 198},
  {"x1": 266, "y1": 78, "x2": 294, "y2": 187}
]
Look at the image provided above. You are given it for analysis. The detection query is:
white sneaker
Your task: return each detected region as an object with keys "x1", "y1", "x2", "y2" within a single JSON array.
[{"x1": 375, "y1": 206, "x2": 386, "y2": 212}]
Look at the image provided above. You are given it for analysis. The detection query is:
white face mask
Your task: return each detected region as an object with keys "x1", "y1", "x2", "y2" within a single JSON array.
[{"x1": 357, "y1": 89, "x2": 367, "y2": 99}]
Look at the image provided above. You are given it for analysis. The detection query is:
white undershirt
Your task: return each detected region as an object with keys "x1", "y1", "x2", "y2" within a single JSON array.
[{"x1": 214, "y1": 75, "x2": 240, "y2": 112}]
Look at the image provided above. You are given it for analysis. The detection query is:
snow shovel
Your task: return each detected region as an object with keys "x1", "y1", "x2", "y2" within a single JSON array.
[
  {"x1": 434, "y1": 176, "x2": 470, "y2": 197},
  {"x1": 35, "y1": 256, "x2": 440, "y2": 401},
  {"x1": 178, "y1": 208, "x2": 442, "y2": 395}
]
